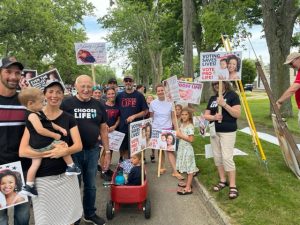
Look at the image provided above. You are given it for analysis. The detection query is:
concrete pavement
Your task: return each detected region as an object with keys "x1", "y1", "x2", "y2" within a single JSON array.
[{"x1": 23, "y1": 151, "x2": 230, "y2": 225}]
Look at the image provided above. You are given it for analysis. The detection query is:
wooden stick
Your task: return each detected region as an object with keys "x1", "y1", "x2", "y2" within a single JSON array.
[
  {"x1": 91, "y1": 64, "x2": 96, "y2": 85},
  {"x1": 141, "y1": 150, "x2": 144, "y2": 185},
  {"x1": 218, "y1": 81, "x2": 223, "y2": 123},
  {"x1": 157, "y1": 149, "x2": 162, "y2": 177}
]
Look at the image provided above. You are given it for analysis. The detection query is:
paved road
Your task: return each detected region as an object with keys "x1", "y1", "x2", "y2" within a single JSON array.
[{"x1": 21, "y1": 151, "x2": 224, "y2": 225}]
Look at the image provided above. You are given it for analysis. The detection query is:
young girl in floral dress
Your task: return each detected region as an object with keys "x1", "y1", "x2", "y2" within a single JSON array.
[{"x1": 176, "y1": 107, "x2": 199, "y2": 195}]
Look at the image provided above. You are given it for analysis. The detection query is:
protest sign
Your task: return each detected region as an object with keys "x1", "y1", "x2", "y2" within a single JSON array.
[
  {"x1": 152, "y1": 130, "x2": 176, "y2": 151},
  {"x1": 28, "y1": 69, "x2": 64, "y2": 90},
  {"x1": 151, "y1": 129, "x2": 168, "y2": 150},
  {"x1": 162, "y1": 76, "x2": 180, "y2": 102},
  {"x1": 129, "y1": 118, "x2": 152, "y2": 156},
  {"x1": 74, "y1": 42, "x2": 107, "y2": 65},
  {"x1": 108, "y1": 131, "x2": 125, "y2": 151},
  {"x1": 193, "y1": 115, "x2": 209, "y2": 137},
  {"x1": 178, "y1": 81, "x2": 203, "y2": 104},
  {"x1": 18, "y1": 69, "x2": 38, "y2": 89},
  {"x1": 0, "y1": 161, "x2": 28, "y2": 210},
  {"x1": 199, "y1": 51, "x2": 242, "y2": 81}
]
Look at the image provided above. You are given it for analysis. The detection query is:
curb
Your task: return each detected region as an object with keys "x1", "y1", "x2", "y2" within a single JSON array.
[{"x1": 193, "y1": 177, "x2": 232, "y2": 225}]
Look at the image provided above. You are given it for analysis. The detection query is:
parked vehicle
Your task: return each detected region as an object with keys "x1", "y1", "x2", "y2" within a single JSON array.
[{"x1": 244, "y1": 84, "x2": 254, "y2": 91}]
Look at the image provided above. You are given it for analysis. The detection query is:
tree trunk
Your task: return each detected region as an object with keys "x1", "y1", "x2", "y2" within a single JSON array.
[
  {"x1": 182, "y1": 0, "x2": 194, "y2": 78},
  {"x1": 261, "y1": 0, "x2": 300, "y2": 117}
]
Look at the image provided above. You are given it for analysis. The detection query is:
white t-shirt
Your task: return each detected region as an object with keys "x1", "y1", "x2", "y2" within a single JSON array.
[{"x1": 149, "y1": 99, "x2": 173, "y2": 129}]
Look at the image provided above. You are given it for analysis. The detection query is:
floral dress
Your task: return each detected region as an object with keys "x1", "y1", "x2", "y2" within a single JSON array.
[{"x1": 176, "y1": 123, "x2": 199, "y2": 174}]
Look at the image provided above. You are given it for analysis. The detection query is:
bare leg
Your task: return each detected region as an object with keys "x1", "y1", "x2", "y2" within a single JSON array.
[
  {"x1": 27, "y1": 158, "x2": 42, "y2": 182},
  {"x1": 216, "y1": 165, "x2": 227, "y2": 182},
  {"x1": 228, "y1": 170, "x2": 236, "y2": 187},
  {"x1": 63, "y1": 155, "x2": 74, "y2": 165},
  {"x1": 160, "y1": 151, "x2": 166, "y2": 173},
  {"x1": 185, "y1": 173, "x2": 193, "y2": 191}
]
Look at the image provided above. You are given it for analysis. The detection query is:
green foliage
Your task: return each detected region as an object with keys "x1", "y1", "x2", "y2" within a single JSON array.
[
  {"x1": 94, "y1": 65, "x2": 116, "y2": 86},
  {"x1": 194, "y1": 131, "x2": 300, "y2": 225},
  {"x1": 200, "y1": 0, "x2": 261, "y2": 50},
  {"x1": 0, "y1": 0, "x2": 94, "y2": 83},
  {"x1": 194, "y1": 93, "x2": 300, "y2": 224},
  {"x1": 241, "y1": 59, "x2": 256, "y2": 85}
]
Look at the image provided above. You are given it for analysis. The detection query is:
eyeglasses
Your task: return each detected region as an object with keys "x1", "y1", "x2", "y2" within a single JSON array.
[
  {"x1": 212, "y1": 82, "x2": 219, "y2": 86},
  {"x1": 124, "y1": 79, "x2": 133, "y2": 83}
]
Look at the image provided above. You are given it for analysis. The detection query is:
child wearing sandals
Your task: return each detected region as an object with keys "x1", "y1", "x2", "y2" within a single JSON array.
[
  {"x1": 175, "y1": 107, "x2": 199, "y2": 195},
  {"x1": 18, "y1": 87, "x2": 81, "y2": 196}
]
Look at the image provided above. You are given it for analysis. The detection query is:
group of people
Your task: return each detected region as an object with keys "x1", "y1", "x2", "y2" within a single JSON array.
[
  {"x1": 0, "y1": 57, "x2": 109, "y2": 225},
  {"x1": 7, "y1": 50, "x2": 285, "y2": 224}
]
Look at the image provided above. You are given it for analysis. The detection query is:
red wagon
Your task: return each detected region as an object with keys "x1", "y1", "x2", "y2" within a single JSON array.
[{"x1": 106, "y1": 167, "x2": 151, "y2": 220}]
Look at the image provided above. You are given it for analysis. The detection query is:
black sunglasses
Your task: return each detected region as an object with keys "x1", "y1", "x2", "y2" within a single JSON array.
[{"x1": 124, "y1": 78, "x2": 133, "y2": 82}]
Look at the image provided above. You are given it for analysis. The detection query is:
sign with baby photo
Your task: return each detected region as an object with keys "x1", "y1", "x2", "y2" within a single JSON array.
[
  {"x1": 0, "y1": 161, "x2": 28, "y2": 210},
  {"x1": 129, "y1": 118, "x2": 153, "y2": 156},
  {"x1": 178, "y1": 81, "x2": 203, "y2": 104},
  {"x1": 150, "y1": 129, "x2": 176, "y2": 151},
  {"x1": 28, "y1": 69, "x2": 64, "y2": 90},
  {"x1": 108, "y1": 130, "x2": 125, "y2": 151},
  {"x1": 18, "y1": 69, "x2": 38, "y2": 90},
  {"x1": 162, "y1": 76, "x2": 180, "y2": 102},
  {"x1": 193, "y1": 114, "x2": 209, "y2": 137},
  {"x1": 198, "y1": 51, "x2": 243, "y2": 81},
  {"x1": 74, "y1": 42, "x2": 107, "y2": 65}
]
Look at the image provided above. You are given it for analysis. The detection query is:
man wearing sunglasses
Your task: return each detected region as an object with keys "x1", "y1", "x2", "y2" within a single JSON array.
[
  {"x1": 276, "y1": 52, "x2": 300, "y2": 126},
  {"x1": 115, "y1": 75, "x2": 148, "y2": 160}
]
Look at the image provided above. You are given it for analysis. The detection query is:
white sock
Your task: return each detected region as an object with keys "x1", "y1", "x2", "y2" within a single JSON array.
[
  {"x1": 26, "y1": 182, "x2": 34, "y2": 187},
  {"x1": 67, "y1": 163, "x2": 74, "y2": 167}
]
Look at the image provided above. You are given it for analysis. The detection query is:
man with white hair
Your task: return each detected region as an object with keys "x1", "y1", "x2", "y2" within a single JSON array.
[{"x1": 61, "y1": 75, "x2": 110, "y2": 225}]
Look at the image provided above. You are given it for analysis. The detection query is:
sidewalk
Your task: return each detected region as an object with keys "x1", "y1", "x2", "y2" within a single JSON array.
[{"x1": 25, "y1": 151, "x2": 230, "y2": 225}]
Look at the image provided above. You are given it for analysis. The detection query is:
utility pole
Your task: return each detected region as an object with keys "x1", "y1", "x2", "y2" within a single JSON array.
[{"x1": 182, "y1": 0, "x2": 193, "y2": 78}]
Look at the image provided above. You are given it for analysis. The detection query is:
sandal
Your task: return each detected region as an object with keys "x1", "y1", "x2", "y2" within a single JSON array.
[
  {"x1": 213, "y1": 181, "x2": 228, "y2": 192},
  {"x1": 229, "y1": 187, "x2": 239, "y2": 199},
  {"x1": 177, "y1": 188, "x2": 193, "y2": 195},
  {"x1": 172, "y1": 173, "x2": 185, "y2": 180}
]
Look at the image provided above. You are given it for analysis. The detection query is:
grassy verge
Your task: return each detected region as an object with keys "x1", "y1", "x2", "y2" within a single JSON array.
[
  {"x1": 194, "y1": 93, "x2": 300, "y2": 225},
  {"x1": 240, "y1": 97, "x2": 299, "y2": 135}
]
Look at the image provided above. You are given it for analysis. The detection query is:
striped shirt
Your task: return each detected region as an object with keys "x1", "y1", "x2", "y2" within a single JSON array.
[{"x1": 0, "y1": 93, "x2": 30, "y2": 170}]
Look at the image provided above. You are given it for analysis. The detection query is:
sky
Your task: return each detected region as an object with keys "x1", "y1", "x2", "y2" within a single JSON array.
[{"x1": 85, "y1": 0, "x2": 271, "y2": 77}]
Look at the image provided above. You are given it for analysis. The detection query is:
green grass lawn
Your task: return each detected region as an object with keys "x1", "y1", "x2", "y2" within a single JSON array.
[{"x1": 194, "y1": 93, "x2": 300, "y2": 225}]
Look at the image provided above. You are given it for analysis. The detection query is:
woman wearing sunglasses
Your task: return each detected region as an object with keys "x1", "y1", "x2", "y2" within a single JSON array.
[{"x1": 203, "y1": 81, "x2": 241, "y2": 200}]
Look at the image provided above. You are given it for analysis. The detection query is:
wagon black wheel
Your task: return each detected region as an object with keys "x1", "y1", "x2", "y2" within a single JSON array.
[
  {"x1": 106, "y1": 200, "x2": 114, "y2": 220},
  {"x1": 144, "y1": 199, "x2": 151, "y2": 219}
]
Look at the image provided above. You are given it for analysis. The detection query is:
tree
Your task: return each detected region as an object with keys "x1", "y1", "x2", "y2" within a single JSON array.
[
  {"x1": 182, "y1": 0, "x2": 194, "y2": 78},
  {"x1": 242, "y1": 59, "x2": 256, "y2": 85},
  {"x1": 0, "y1": 0, "x2": 94, "y2": 83},
  {"x1": 260, "y1": 0, "x2": 300, "y2": 117}
]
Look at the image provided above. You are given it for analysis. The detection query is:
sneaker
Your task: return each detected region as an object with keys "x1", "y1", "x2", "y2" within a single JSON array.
[
  {"x1": 20, "y1": 184, "x2": 38, "y2": 197},
  {"x1": 65, "y1": 165, "x2": 81, "y2": 176},
  {"x1": 83, "y1": 214, "x2": 106, "y2": 225},
  {"x1": 101, "y1": 171, "x2": 112, "y2": 182}
]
